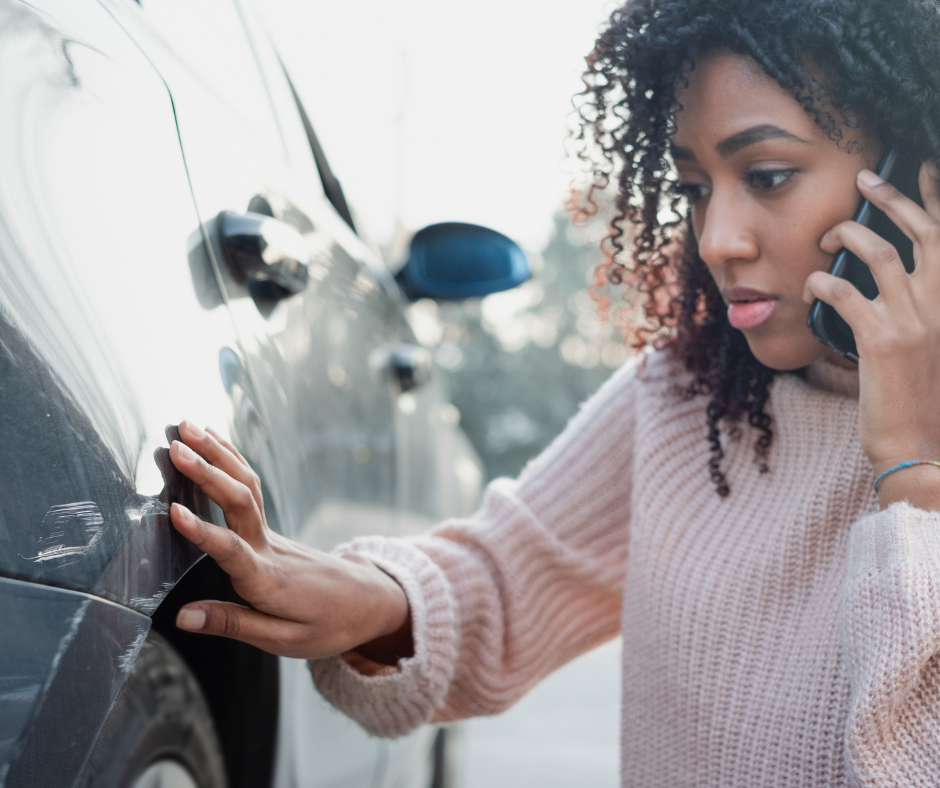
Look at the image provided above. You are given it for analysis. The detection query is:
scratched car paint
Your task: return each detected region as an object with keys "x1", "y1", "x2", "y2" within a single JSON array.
[{"x1": 0, "y1": 1, "x2": 505, "y2": 786}]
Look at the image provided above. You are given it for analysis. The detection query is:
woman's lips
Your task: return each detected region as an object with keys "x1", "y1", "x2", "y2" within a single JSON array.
[
  {"x1": 727, "y1": 300, "x2": 778, "y2": 329},
  {"x1": 722, "y1": 287, "x2": 780, "y2": 330}
]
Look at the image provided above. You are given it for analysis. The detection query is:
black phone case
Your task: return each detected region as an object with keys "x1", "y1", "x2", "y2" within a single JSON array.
[{"x1": 806, "y1": 149, "x2": 923, "y2": 362}]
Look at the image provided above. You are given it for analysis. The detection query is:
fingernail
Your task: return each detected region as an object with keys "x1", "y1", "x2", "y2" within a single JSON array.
[
  {"x1": 181, "y1": 420, "x2": 206, "y2": 440},
  {"x1": 174, "y1": 440, "x2": 196, "y2": 461},
  {"x1": 177, "y1": 607, "x2": 206, "y2": 631},
  {"x1": 858, "y1": 169, "x2": 882, "y2": 188},
  {"x1": 171, "y1": 502, "x2": 192, "y2": 521}
]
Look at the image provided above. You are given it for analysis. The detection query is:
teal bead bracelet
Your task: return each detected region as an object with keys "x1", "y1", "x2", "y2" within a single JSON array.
[{"x1": 873, "y1": 460, "x2": 940, "y2": 493}]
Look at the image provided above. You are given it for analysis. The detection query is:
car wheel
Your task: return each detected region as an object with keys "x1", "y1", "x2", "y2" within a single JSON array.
[{"x1": 79, "y1": 631, "x2": 226, "y2": 788}]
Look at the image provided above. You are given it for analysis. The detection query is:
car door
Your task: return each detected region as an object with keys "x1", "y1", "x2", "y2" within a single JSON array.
[{"x1": 97, "y1": 1, "x2": 409, "y2": 785}]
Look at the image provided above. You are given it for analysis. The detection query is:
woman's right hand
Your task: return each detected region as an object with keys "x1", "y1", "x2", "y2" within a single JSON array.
[{"x1": 167, "y1": 421, "x2": 412, "y2": 664}]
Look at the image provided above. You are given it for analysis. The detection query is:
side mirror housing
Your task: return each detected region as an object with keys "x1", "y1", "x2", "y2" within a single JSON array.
[{"x1": 395, "y1": 222, "x2": 529, "y2": 301}]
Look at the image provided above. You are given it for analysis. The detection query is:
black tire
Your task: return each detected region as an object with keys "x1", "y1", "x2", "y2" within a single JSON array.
[{"x1": 78, "y1": 631, "x2": 226, "y2": 788}]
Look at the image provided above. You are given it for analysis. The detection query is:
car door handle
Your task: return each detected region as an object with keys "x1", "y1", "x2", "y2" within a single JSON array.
[
  {"x1": 219, "y1": 211, "x2": 310, "y2": 296},
  {"x1": 371, "y1": 343, "x2": 432, "y2": 392}
]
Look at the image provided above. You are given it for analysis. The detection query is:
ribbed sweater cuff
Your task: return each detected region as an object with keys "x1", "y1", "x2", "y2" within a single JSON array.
[
  {"x1": 841, "y1": 502, "x2": 940, "y2": 783},
  {"x1": 843, "y1": 501, "x2": 940, "y2": 659},
  {"x1": 308, "y1": 536, "x2": 458, "y2": 738},
  {"x1": 844, "y1": 501, "x2": 940, "y2": 589}
]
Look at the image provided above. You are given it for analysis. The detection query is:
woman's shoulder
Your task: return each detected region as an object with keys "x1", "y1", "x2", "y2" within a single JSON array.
[
  {"x1": 566, "y1": 345, "x2": 697, "y2": 434},
  {"x1": 636, "y1": 345, "x2": 693, "y2": 385},
  {"x1": 599, "y1": 345, "x2": 694, "y2": 402}
]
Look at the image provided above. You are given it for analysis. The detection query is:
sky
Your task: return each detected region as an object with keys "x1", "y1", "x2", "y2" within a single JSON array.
[{"x1": 257, "y1": 0, "x2": 616, "y2": 253}]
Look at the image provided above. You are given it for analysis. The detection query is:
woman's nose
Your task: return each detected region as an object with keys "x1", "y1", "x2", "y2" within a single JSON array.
[{"x1": 695, "y1": 196, "x2": 759, "y2": 269}]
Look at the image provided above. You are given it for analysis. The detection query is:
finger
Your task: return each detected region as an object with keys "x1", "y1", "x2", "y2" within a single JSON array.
[
  {"x1": 857, "y1": 168, "x2": 940, "y2": 261},
  {"x1": 170, "y1": 502, "x2": 258, "y2": 579},
  {"x1": 205, "y1": 426, "x2": 250, "y2": 466},
  {"x1": 176, "y1": 601, "x2": 316, "y2": 658},
  {"x1": 820, "y1": 221, "x2": 912, "y2": 305},
  {"x1": 920, "y1": 161, "x2": 940, "y2": 223},
  {"x1": 178, "y1": 421, "x2": 261, "y2": 510},
  {"x1": 169, "y1": 443, "x2": 263, "y2": 541},
  {"x1": 803, "y1": 271, "x2": 880, "y2": 341}
]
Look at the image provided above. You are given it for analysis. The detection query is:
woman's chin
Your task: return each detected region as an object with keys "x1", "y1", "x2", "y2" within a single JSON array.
[{"x1": 741, "y1": 328, "x2": 828, "y2": 372}]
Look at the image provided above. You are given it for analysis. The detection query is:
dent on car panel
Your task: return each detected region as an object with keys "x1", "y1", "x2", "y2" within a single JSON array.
[
  {"x1": 0, "y1": 0, "x2": 261, "y2": 610},
  {"x1": 0, "y1": 576, "x2": 150, "y2": 788}
]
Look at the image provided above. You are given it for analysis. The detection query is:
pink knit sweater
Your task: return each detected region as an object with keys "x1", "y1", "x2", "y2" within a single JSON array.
[{"x1": 310, "y1": 350, "x2": 940, "y2": 787}]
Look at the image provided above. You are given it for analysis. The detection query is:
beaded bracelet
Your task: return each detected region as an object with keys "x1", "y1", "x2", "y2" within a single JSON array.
[{"x1": 873, "y1": 460, "x2": 940, "y2": 493}]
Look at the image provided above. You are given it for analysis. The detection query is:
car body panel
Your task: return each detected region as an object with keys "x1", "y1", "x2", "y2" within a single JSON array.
[
  {"x1": 0, "y1": 0, "x2": 256, "y2": 609},
  {"x1": 0, "y1": 575, "x2": 150, "y2": 787}
]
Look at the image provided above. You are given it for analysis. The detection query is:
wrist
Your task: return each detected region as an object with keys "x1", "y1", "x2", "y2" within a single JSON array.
[
  {"x1": 877, "y1": 463, "x2": 940, "y2": 511},
  {"x1": 340, "y1": 554, "x2": 413, "y2": 666}
]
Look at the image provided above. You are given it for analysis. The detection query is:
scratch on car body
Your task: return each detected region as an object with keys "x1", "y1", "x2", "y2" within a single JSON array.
[
  {"x1": 126, "y1": 499, "x2": 169, "y2": 520},
  {"x1": 118, "y1": 628, "x2": 148, "y2": 674},
  {"x1": 129, "y1": 581, "x2": 174, "y2": 614},
  {"x1": 25, "y1": 502, "x2": 104, "y2": 565}
]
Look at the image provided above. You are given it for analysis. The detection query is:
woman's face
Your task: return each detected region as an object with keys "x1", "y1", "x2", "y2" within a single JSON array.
[{"x1": 672, "y1": 50, "x2": 882, "y2": 370}]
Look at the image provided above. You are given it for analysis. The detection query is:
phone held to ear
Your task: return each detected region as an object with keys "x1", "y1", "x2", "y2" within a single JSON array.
[{"x1": 806, "y1": 148, "x2": 924, "y2": 363}]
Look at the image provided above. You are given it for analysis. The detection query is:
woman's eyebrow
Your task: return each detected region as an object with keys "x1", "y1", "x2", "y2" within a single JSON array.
[
  {"x1": 716, "y1": 124, "x2": 809, "y2": 157},
  {"x1": 670, "y1": 125, "x2": 808, "y2": 162}
]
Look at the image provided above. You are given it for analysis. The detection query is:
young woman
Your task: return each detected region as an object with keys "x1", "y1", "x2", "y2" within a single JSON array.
[{"x1": 166, "y1": 0, "x2": 940, "y2": 783}]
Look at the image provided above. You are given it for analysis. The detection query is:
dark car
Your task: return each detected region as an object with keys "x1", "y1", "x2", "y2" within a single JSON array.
[{"x1": 0, "y1": 1, "x2": 527, "y2": 786}]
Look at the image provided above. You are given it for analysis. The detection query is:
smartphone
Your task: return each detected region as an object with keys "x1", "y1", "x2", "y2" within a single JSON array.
[{"x1": 806, "y1": 148, "x2": 924, "y2": 362}]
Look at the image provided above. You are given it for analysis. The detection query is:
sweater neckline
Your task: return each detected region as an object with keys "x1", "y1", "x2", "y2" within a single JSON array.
[{"x1": 802, "y1": 356, "x2": 860, "y2": 399}]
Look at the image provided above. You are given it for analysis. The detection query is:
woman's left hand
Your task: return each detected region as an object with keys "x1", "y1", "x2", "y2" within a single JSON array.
[{"x1": 804, "y1": 163, "x2": 940, "y2": 510}]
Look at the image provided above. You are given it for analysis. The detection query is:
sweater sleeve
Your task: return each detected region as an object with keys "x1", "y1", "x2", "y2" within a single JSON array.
[
  {"x1": 308, "y1": 354, "x2": 644, "y2": 737},
  {"x1": 841, "y1": 501, "x2": 940, "y2": 786}
]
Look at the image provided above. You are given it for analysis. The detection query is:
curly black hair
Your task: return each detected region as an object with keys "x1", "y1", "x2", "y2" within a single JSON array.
[{"x1": 573, "y1": 0, "x2": 940, "y2": 495}]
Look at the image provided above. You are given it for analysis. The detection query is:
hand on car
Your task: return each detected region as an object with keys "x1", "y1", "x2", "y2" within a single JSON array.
[
  {"x1": 804, "y1": 162, "x2": 940, "y2": 510},
  {"x1": 167, "y1": 421, "x2": 412, "y2": 665}
]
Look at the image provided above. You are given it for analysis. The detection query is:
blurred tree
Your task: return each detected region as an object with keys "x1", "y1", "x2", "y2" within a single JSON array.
[{"x1": 407, "y1": 210, "x2": 634, "y2": 482}]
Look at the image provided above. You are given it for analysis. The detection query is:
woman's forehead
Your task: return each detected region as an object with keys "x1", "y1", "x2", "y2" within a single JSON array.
[{"x1": 672, "y1": 50, "x2": 825, "y2": 150}]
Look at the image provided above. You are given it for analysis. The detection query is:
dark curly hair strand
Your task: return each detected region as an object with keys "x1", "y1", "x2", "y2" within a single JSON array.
[{"x1": 573, "y1": 0, "x2": 940, "y2": 495}]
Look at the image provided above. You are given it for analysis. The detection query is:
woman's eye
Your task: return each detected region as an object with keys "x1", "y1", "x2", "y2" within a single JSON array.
[
  {"x1": 677, "y1": 182, "x2": 712, "y2": 203},
  {"x1": 744, "y1": 169, "x2": 795, "y2": 191}
]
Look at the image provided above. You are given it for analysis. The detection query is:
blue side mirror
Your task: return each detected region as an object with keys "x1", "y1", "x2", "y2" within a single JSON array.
[{"x1": 395, "y1": 222, "x2": 529, "y2": 301}]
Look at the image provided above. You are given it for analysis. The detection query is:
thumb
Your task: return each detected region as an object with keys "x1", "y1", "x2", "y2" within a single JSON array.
[
  {"x1": 176, "y1": 600, "x2": 249, "y2": 637},
  {"x1": 176, "y1": 601, "x2": 307, "y2": 656}
]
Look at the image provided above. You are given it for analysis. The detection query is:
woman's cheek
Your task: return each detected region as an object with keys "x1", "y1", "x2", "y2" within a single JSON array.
[{"x1": 769, "y1": 203, "x2": 836, "y2": 285}]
